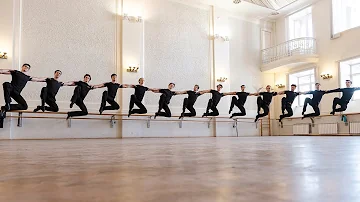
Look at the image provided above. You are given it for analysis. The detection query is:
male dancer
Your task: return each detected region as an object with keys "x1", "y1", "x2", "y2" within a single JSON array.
[
  {"x1": 201, "y1": 84, "x2": 224, "y2": 117},
  {"x1": 278, "y1": 84, "x2": 300, "y2": 122},
  {"x1": 33, "y1": 70, "x2": 75, "y2": 112},
  {"x1": 255, "y1": 85, "x2": 277, "y2": 122},
  {"x1": 0, "y1": 64, "x2": 45, "y2": 115},
  {"x1": 302, "y1": 83, "x2": 327, "y2": 119},
  {"x1": 93, "y1": 74, "x2": 129, "y2": 114},
  {"x1": 179, "y1": 84, "x2": 201, "y2": 119},
  {"x1": 153, "y1": 83, "x2": 180, "y2": 118},
  {"x1": 128, "y1": 78, "x2": 155, "y2": 117},
  {"x1": 224, "y1": 85, "x2": 257, "y2": 118},
  {"x1": 327, "y1": 80, "x2": 360, "y2": 115},
  {"x1": 67, "y1": 74, "x2": 93, "y2": 119}
]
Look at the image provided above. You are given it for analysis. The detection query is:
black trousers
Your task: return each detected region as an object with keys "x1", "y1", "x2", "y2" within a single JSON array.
[
  {"x1": 256, "y1": 97, "x2": 269, "y2": 119},
  {"x1": 2, "y1": 82, "x2": 28, "y2": 111},
  {"x1": 203, "y1": 99, "x2": 219, "y2": 117},
  {"x1": 101, "y1": 91, "x2": 120, "y2": 111},
  {"x1": 182, "y1": 98, "x2": 196, "y2": 117},
  {"x1": 303, "y1": 98, "x2": 320, "y2": 117},
  {"x1": 230, "y1": 96, "x2": 246, "y2": 117},
  {"x1": 279, "y1": 97, "x2": 293, "y2": 120},
  {"x1": 68, "y1": 86, "x2": 88, "y2": 117},
  {"x1": 129, "y1": 95, "x2": 147, "y2": 114},
  {"x1": 37, "y1": 87, "x2": 59, "y2": 112},
  {"x1": 157, "y1": 96, "x2": 171, "y2": 117},
  {"x1": 332, "y1": 97, "x2": 348, "y2": 113}
]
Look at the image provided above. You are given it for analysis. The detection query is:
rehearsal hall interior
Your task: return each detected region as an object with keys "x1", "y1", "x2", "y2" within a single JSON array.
[{"x1": 1, "y1": 0, "x2": 360, "y2": 201}]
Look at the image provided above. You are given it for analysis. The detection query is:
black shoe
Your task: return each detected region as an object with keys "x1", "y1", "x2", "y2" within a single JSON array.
[
  {"x1": 4, "y1": 103, "x2": 10, "y2": 111},
  {"x1": 302, "y1": 112, "x2": 305, "y2": 115},
  {"x1": 0, "y1": 110, "x2": 6, "y2": 119},
  {"x1": 301, "y1": 116, "x2": 305, "y2": 120},
  {"x1": 70, "y1": 102, "x2": 74, "y2": 109},
  {"x1": 202, "y1": 113, "x2": 206, "y2": 118},
  {"x1": 154, "y1": 113, "x2": 158, "y2": 119},
  {"x1": 254, "y1": 117, "x2": 259, "y2": 123},
  {"x1": 330, "y1": 111, "x2": 335, "y2": 115},
  {"x1": 0, "y1": 106, "x2": 6, "y2": 119},
  {"x1": 128, "y1": 110, "x2": 132, "y2": 118},
  {"x1": 66, "y1": 113, "x2": 71, "y2": 120},
  {"x1": 33, "y1": 106, "x2": 41, "y2": 112},
  {"x1": 228, "y1": 109, "x2": 232, "y2": 114},
  {"x1": 230, "y1": 114, "x2": 234, "y2": 119},
  {"x1": 99, "y1": 107, "x2": 104, "y2": 115},
  {"x1": 179, "y1": 113, "x2": 184, "y2": 119}
]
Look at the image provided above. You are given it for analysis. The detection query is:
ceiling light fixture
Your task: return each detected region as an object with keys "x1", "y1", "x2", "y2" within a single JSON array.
[
  {"x1": 233, "y1": 0, "x2": 241, "y2": 4},
  {"x1": 271, "y1": 12, "x2": 280, "y2": 15}
]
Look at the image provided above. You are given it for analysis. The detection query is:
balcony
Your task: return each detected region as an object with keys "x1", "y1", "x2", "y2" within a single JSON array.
[{"x1": 261, "y1": 37, "x2": 319, "y2": 72}]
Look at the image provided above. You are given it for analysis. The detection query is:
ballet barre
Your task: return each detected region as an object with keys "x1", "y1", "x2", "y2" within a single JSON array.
[
  {"x1": 277, "y1": 112, "x2": 357, "y2": 128},
  {"x1": 7, "y1": 111, "x2": 259, "y2": 132}
]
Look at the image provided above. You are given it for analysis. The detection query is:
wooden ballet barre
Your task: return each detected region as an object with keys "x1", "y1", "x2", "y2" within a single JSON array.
[
  {"x1": 6, "y1": 110, "x2": 259, "y2": 130},
  {"x1": 273, "y1": 112, "x2": 356, "y2": 128},
  {"x1": 274, "y1": 112, "x2": 360, "y2": 121}
]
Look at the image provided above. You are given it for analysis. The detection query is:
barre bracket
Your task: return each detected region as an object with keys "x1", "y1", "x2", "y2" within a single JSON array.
[
  {"x1": 179, "y1": 117, "x2": 183, "y2": 128},
  {"x1": 232, "y1": 119, "x2": 238, "y2": 128},
  {"x1": 17, "y1": 112, "x2": 23, "y2": 127},
  {"x1": 310, "y1": 117, "x2": 315, "y2": 127},
  {"x1": 208, "y1": 117, "x2": 213, "y2": 128},
  {"x1": 67, "y1": 117, "x2": 71, "y2": 128},
  {"x1": 110, "y1": 115, "x2": 116, "y2": 128},
  {"x1": 147, "y1": 116, "x2": 152, "y2": 128}
]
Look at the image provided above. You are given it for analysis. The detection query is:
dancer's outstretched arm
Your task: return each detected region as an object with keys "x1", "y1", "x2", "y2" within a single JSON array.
[{"x1": 30, "y1": 77, "x2": 47, "y2": 82}]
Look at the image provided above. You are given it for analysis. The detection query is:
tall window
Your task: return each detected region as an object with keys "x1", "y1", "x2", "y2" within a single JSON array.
[
  {"x1": 289, "y1": 69, "x2": 315, "y2": 107},
  {"x1": 288, "y1": 7, "x2": 313, "y2": 40},
  {"x1": 340, "y1": 57, "x2": 360, "y2": 99},
  {"x1": 332, "y1": 0, "x2": 360, "y2": 34}
]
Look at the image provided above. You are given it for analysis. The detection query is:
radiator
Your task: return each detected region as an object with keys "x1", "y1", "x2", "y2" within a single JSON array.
[
  {"x1": 350, "y1": 122, "x2": 360, "y2": 134},
  {"x1": 318, "y1": 123, "x2": 338, "y2": 135},
  {"x1": 293, "y1": 124, "x2": 310, "y2": 135}
]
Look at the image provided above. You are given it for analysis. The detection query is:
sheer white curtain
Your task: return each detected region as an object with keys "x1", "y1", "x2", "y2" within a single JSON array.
[{"x1": 332, "y1": 0, "x2": 360, "y2": 34}]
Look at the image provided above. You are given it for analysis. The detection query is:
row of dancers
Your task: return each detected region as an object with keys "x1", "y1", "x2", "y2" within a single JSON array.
[{"x1": 0, "y1": 64, "x2": 359, "y2": 123}]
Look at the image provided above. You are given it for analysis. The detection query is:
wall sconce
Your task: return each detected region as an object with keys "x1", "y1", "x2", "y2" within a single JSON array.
[
  {"x1": 210, "y1": 34, "x2": 230, "y2": 42},
  {"x1": 276, "y1": 84, "x2": 285, "y2": 88},
  {"x1": 217, "y1": 77, "x2": 228, "y2": 82},
  {"x1": 320, "y1": 73, "x2": 333, "y2": 80},
  {"x1": 127, "y1": 66, "x2": 139, "y2": 73},
  {"x1": 0, "y1": 52, "x2": 7, "y2": 59},
  {"x1": 123, "y1": 14, "x2": 142, "y2": 23}
]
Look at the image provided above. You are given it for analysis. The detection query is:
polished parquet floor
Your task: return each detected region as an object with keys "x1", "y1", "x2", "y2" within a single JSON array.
[{"x1": 0, "y1": 137, "x2": 359, "y2": 202}]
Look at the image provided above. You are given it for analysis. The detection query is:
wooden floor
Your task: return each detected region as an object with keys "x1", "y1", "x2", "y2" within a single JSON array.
[{"x1": 0, "y1": 137, "x2": 359, "y2": 202}]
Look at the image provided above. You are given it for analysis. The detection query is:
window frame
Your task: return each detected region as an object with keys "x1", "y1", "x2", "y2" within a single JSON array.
[
  {"x1": 288, "y1": 68, "x2": 315, "y2": 107},
  {"x1": 286, "y1": 6, "x2": 313, "y2": 41},
  {"x1": 341, "y1": 62, "x2": 360, "y2": 100},
  {"x1": 331, "y1": 0, "x2": 360, "y2": 36}
]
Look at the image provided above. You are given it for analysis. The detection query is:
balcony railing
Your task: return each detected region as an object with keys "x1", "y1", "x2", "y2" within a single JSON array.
[{"x1": 261, "y1": 37, "x2": 317, "y2": 65}]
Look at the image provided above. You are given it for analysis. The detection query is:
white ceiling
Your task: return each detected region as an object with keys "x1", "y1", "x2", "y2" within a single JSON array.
[{"x1": 171, "y1": 0, "x2": 320, "y2": 21}]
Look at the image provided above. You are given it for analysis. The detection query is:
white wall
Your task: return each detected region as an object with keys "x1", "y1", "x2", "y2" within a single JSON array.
[
  {"x1": 0, "y1": 0, "x2": 262, "y2": 138},
  {"x1": 0, "y1": 0, "x2": 119, "y2": 139},
  {"x1": 270, "y1": 0, "x2": 360, "y2": 135},
  {"x1": 20, "y1": 0, "x2": 117, "y2": 106},
  {"x1": 0, "y1": 0, "x2": 14, "y2": 103},
  {"x1": 143, "y1": 0, "x2": 211, "y2": 111}
]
